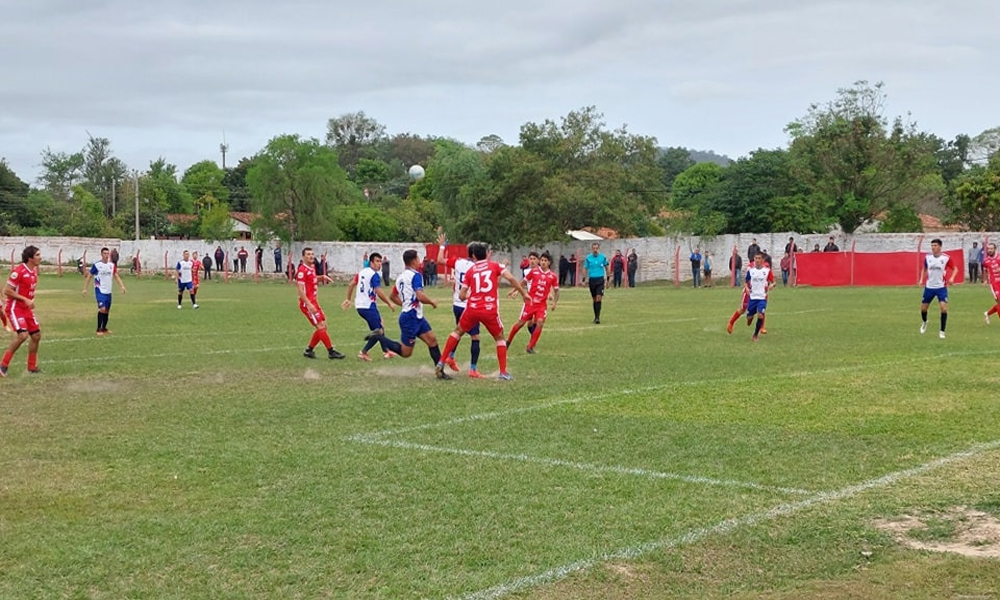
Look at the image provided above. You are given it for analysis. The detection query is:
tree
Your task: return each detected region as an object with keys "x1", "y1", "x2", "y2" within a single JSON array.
[
  {"x1": 325, "y1": 111, "x2": 387, "y2": 171},
  {"x1": 786, "y1": 81, "x2": 941, "y2": 233},
  {"x1": 199, "y1": 200, "x2": 235, "y2": 242},
  {"x1": 476, "y1": 134, "x2": 506, "y2": 153},
  {"x1": 0, "y1": 160, "x2": 36, "y2": 233},
  {"x1": 336, "y1": 202, "x2": 402, "y2": 241},
  {"x1": 947, "y1": 156, "x2": 1000, "y2": 231},
  {"x1": 223, "y1": 157, "x2": 254, "y2": 212},
  {"x1": 146, "y1": 158, "x2": 194, "y2": 214},
  {"x1": 38, "y1": 148, "x2": 84, "y2": 202},
  {"x1": 182, "y1": 160, "x2": 229, "y2": 211},
  {"x1": 657, "y1": 146, "x2": 695, "y2": 191},
  {"x1": 247, "y1": 134, "x2": 361, "y2": 242},
  {"x1": 668, "y1": 162, "x2": 726, "y2": 235}
]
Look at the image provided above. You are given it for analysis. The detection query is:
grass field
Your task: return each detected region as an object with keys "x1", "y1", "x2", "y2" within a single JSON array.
[{"x1": 2, "y1": 273, "x2": 1000, "y2": 599}]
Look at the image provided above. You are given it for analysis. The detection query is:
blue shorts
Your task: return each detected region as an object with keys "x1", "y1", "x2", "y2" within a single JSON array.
[
  {"x1": 453, "y1": 304, "x2": 480, "y2": 336},
  {"x1": 922, "y1": 287, "x2": 948, "y2": 304},
  {"x1": 95, "y1": 290, "x2": 112, "y2": 310},
  {"x1": 399, "y1": 312, "x2": 432, "y2": 347},
  {"x1": 178, "y1": 281, "x2": 193, "y2": 292},
  {"x1": 747, "y1": 298, "x2": 767, "y2": 317},
  {"x1": 357, "y1": 307, "x2": 383, "y2": 331}
]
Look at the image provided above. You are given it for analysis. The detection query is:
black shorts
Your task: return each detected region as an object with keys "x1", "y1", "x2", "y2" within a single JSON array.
[{"x1": 589, "y1": 277, "x2": 605, "y2": 298}]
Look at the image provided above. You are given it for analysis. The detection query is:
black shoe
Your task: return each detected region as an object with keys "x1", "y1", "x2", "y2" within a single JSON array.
[
  {"x1": 0, "y1": 365, "x2": 7, "y2": 378},
  {"x1": 435, "y1": 364, "x2": 452, "y2": 380},
  {"x1": 27, "y1": 368, "x2": 41, "y2": 374},
  {"x1": 303, "y1": 348, "x2": 317, "y2": 359},
  {"x1": 526, "y1": 347, "x2": 536, "y2": 354},
  {"x1": 328, "y1": 348, "x2": 345, "y2": 360},
  {"x1": 594, "y1": 318, "x2": 600, "y2": 324}
]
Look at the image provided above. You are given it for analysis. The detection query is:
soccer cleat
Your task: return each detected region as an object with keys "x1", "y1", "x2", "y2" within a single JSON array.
[
  {"x1": 27, "y1": 368, "x2": 41, "y2": 374},
  {"x1": 177, "y1": 305, "x2": 183, "y2": 309},
  {"x1": 760, "y1": 328, "x2": 768, "y2": 335},
  {"x1": 939, "y1": 331, "x2": 946, "y2": 339},
  {"x1": 526, "y1": 347, "x2": 536, "y2": 354},
  {"x1": 192, "y1": 304, "x2": 199, "y2": 309},
  {"x1": 497, "y1": 372, "x2": 514, "y2": 381},
  {"x1": 357, "y1": 352, "x2": 372, "y2": 362},
  {"x1": 435, "y1": 364, "x2": 452, "y2": 380},
  {"x1": 986, "y1": 311, "x2": 991, "y2": 325},
  {"x1": 328, "y1": 348, "x2": 346, "y2": 360},
  {"x1": 0, "y1": 365, "x2": 7, "y2": 378},
  {"x1": 726, "y1": 321, "x2": 734, "y2": 334},
  {"x1": 382, "y1": 351, "x2": 399, "y2": 359},
  {"x1": 594, "y1": 318, "x2": 600, "y2": 324},
  {"x1": 468, "y1": 369, "x2": 485, "y2": 379},
  {"x1": 445, "y1": 357, "x2": 459, "y2": 372},
  {"x1": 747, "y1": 317, "x2": 753, "y2": 327},
  {"x1": 303, "y1": 348, "x2": 317, "y2": 359},
  {"x1": 96, "y1": 331, "x2": 105, "y2": 337},
  {"x1": 920, "y1": 322, "x2": 928, "y2": 334},
  {"x1": 751, "y1": 335, "x2": 759, "y2": 342}
]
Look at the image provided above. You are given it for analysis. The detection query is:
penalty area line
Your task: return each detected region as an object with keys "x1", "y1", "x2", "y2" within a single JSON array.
[
  {"x1": 45, "y1": 345, "x2": 302, "y2": 364},
  {"x1": 454, "y1": 439, "x2": 1000, "y2": 600},
  {"x1": 350, "y1": 435, "x2": 813, "y2": 496}
]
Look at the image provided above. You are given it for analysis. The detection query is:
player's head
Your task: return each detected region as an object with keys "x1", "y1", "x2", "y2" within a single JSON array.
[
  {"x1": 528, "y1": 251, "x2": 539, "y2": 267},
  {"x1": 591, "y1": 243, "x2": 600, "y2": 255},
  {"x1": 302, "y1": 247, "x2": 315, "y2": 264},
  {"x1": 754, "y1": 253, "x2": 764, "y2": 267},
  {"x1": 540, "y1": 252, "x2": 552, "y2": 270},
  {"x1": 100, "y1": 247, "x2": 110, "y2": 261},
  {"x1": 469, "y1": 243, "x2": 488, "y2": 261},
  {"x1": 182, "y1": 250, "x2": 190, "y2": 260},
  {"x1": 990, "y1": 244, "x2": 997, "y2": 257},
  {"x1": 369, "y1": 252, "x2": 383, "y2": 270},
  {"x1": 192, "y1": 251, "x2": 198, "y2": 259},
  {"x1": 402, "y1": 249, "x2": 419, "y2": 268},
  {"x1": 930, "y1": 239, "x2": 942, "y2": 255},
  {"x1": 22, "y1": 245, "x2": 40, "y2": 265}
]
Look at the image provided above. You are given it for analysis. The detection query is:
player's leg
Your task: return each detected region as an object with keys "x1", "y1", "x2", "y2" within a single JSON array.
[
  {"x1": 526, "y1": 314, "x2": 546, "y2": 352},
  {"x1": 938, "y1": 297, "x2": 948, "y2": 337},
  {"x1": 417, "y1": 326, "x2": 443, "y2": 369},
  {"x1": 506, "y1": 316, "x2": 529, "y2": 346},
  {"x1": 191, "y1": 286, "x2": 198, "y2": 308},
  {"x1": 481, "y1": 314, "x2": 510, "y2": 378},
  {"x1": 26, "y1": 329, "x2": 41, "y2": 372},
  {"x1": 1, "y1": 330, "x2": 29, "y2": 376},
  {"x1": 437, "y1": 319, "x2": 471, "y2": 378}
]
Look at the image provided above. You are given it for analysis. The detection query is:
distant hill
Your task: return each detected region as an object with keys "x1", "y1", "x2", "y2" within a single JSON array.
[{"x1": 688, "y1": 149, "x2": 732, "y2": 167}]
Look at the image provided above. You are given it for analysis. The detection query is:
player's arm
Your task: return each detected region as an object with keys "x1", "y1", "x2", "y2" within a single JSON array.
[
  {"x1": 550, "y1": 286, "x2": 560, "y2": 310},
  {"x1": 604, "y1": 258, "x2": 610, "y2": 280},
  {"x1": 113, "y1": 267, "x2": 127, "y2": 293},
  {"x1": 375, "y1": 288, "x2": 395, "y2": 312},
  {"x1": 508, "y1": 276, "x2": 529, "y2": 299},
  {"x1": 918, "y1": 266, "x2": 927, "y2": 286},
  {"x1": 458, "y1": 284, "x2": 470, "y2": 302},
  {"x1": 435, "y1": 232, "x2": 448, "y2": 266},
  {"x1": 415, "y1": 288, "x2": 437, "y2": 309},
  {"x1": 80, "y1": 269, "x2": 93, "y2": 294},
  {"x1": 341, "y1": 276, "x2": 358, "y2": 310},
  {"x1": 296, "y1": 281, "x2": 315, "y2": 312},
  {"x1": 501, "y1": 268, "x2": 530, "y2": 302},
  {"x1": 5, "y1": 280, "x2": 34, "y2": 309},
  {"x1": 948, "y1": 262, "x2": 958, "y2": 285},
  {"x1": 389, "y1": 286, "x2": 403, "y2": 307}
]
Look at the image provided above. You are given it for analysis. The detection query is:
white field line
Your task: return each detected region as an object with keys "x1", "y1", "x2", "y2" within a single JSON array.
[
  {"x1": 350, "y1": 435, "x2": 813, "y2": 496},
  {"x1": 44, "y1": 330, "x2": 289, "y2": 344},
  {"x1": 354, "y1": 350, "x2": 997, "y2": 441},
  {"x1": 454, "y1": 439, "x2": 1000, "y2": 600},
  {"x1": 45, "y1": 345, "x2": 302, "y2": 364}
]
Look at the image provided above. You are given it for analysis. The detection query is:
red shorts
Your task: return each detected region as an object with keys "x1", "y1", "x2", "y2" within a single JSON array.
[
  {"x1": 458, "y1": 308, "x2": 504, "y2": 338},
  {"x1": 740, "y1": 290, "x2": 750, "y2": 310},
  {"x1": 519, "y1": 302, "x2": 547, "y2": 322},
  {"x1": 8, "y1": 305, "x2": 39, "y2": 333},
  {"x1": 300, "y1": 302, "x2": 326, "y2": 326},
  {"x1": 991, "y1": 284, "x2": 1000, "y2": 301}
]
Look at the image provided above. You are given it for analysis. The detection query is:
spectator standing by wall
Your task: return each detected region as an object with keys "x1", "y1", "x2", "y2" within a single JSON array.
[
  {"x1": 626, "y1": 249, "x2": 638, "y2": 287},
  {"x1": 689, "y1": 247, "x2": 702, "y2": 288}
]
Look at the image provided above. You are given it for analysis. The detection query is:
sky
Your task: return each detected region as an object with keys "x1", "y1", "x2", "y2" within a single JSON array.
[{"x1": 1, "y1": 0, "x2": 997, "y2": 184}]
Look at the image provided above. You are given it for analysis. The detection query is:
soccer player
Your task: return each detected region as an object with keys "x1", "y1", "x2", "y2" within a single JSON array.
[
  {"x1": 983, "y1": 243, "x2": 1000, "y2": 324},
  {"x1": 191, "y1": 251, "x2": 202, "y2": 303},
  {"x1": 1, "y1": 245, "x2": 43, "y2": 377},
  {"x1": 342, "y1": 252, "x2": 398, "y2": 361},
  {"x1": 436, "y1": 234, "x2": 485, "y2": 378},
  {"x1": 436, "y1": 242, "x2": 531, "y2": 381},
  {"x1": 584, "y1": 242, "x2": 610, "y2": 324},
  {"x1": 726, "y1": 286, "x2": 752, "y2": 335},
  {"x1": 744, "y1": 253, "x2": 774, "y2": 342},
  {"x1": 81, "y1": 247, "x2": 127, "y2": 336},
  {"x1": 918, "y1": 238, "x2": 958, "y2": 339},
  {"x1": 175, "y1": 250, "x2": 198, "y2": 309},
  {"x1": 387, "y1": 249, "x2": 444, "y2": 371},
  {"x1": 297, "y1": 247, "x2": 346, "y2": 359},
  {"x1": 507, "y1": 252, "x2": 559, "y2": 353}
]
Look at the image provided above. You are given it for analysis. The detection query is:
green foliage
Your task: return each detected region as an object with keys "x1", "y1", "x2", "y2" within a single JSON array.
[
  {"x1": 657, "y1": 146, "x2": 695, "y2": 191},
  {"x1": 222, "y1": 158, "x2": 254, "y2": 212},
  {"x1": 879, "y1": 203, "x2": 924, "y2": 233},
  {"x1": 668, "y1": 162, "x2": 725, "y2": 235},
  {"x1": 247, "y1": 134, "x2": 361, "y2": 242},
  {"x1": 325, "y1": 111, "x2": 387, "y2": 172},
  {"x1": 145, "y1": 158, "x2": 194, "y2": 214},
  {"x1": 199, "y1": 201, "x2": 235, "y2": 243},
  {"x1": 182, "y1": 160, "x2": 229, "y2": 208},
  {"x1": 63, "y1": 185, "x2": 122, "y2": 237},
  {"x1": 38, "y1": 148, "x2": 84, "y2": 201},
  {"x1": 946, "y1": 160, "x2": 1000, "y2": 231},
  {"x1": 336, "y1": 202, "x2": 402, "y2": 241}
]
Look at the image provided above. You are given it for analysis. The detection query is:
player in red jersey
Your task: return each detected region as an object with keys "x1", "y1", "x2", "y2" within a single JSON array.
[
  {"x1": 2, "y1": 245, "x2": 43, "y2": 377},
  {"x1": 191, "y1": 251, "x2": 202, "y2": 302},
  {"x1": 296, "y1": 247, "x2": 345, "y2": 360},
  {"x1": 507, "y1": 252, "x2": 560, "y2": 353},
  {"x1": 982, "y1": 243, "x2": 1000, "y2": 324},
  {"x1": 435, "y1": 241, "x2": 530, "y2": 381}
]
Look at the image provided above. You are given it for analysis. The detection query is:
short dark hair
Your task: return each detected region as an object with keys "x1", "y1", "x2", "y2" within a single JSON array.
[
  {"x1": 100, "y1": 247, "x2": 109, "y2": 253},
  {"x1": 369, "y1": 252, "x2": 382, "y2": 262},
  {"x1": 540, "y1": 252, "x2": 553, "y2": 263},
  {"x1": 402, "y1": 249, "x2": 419, "y2": 266},
  {"x1": 469, "y1": 243, "x2": 488, "y2": 261},
  {"x1": 528, "y1": 251, "x2": 539, "y2": 258},
  {"x1": 301, "y1": 247, "x2": 313, "y2": 256},
  {"x1": 931, "y1": 238, "x2": 943, "y2": 245},
  {"x1": 22, "y1": 245, "x2": 39, "y2": 263}
]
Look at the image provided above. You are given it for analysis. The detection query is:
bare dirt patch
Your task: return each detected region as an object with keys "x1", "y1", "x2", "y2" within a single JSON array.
[{"x1": 873, "y1": 506, "x2": 1000, "y2": 558}]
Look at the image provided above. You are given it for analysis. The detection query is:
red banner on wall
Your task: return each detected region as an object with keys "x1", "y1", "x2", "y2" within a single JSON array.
[{"x1": 795, "y1": 250, "x2": 965, "y2": 287}]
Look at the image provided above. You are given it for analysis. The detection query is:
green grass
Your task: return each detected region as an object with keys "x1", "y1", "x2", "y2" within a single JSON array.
[{"x1": 3, "y1": 274, "x2": 1000, "y2": 599}]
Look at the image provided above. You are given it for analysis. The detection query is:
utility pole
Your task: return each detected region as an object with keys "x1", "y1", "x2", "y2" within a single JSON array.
[
  {"x1": 134, "y1": 170, "x2": 140, "y2": 241},
  {"x1": 220, "y1": 132, "x2": 229, "y2": 170}
]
